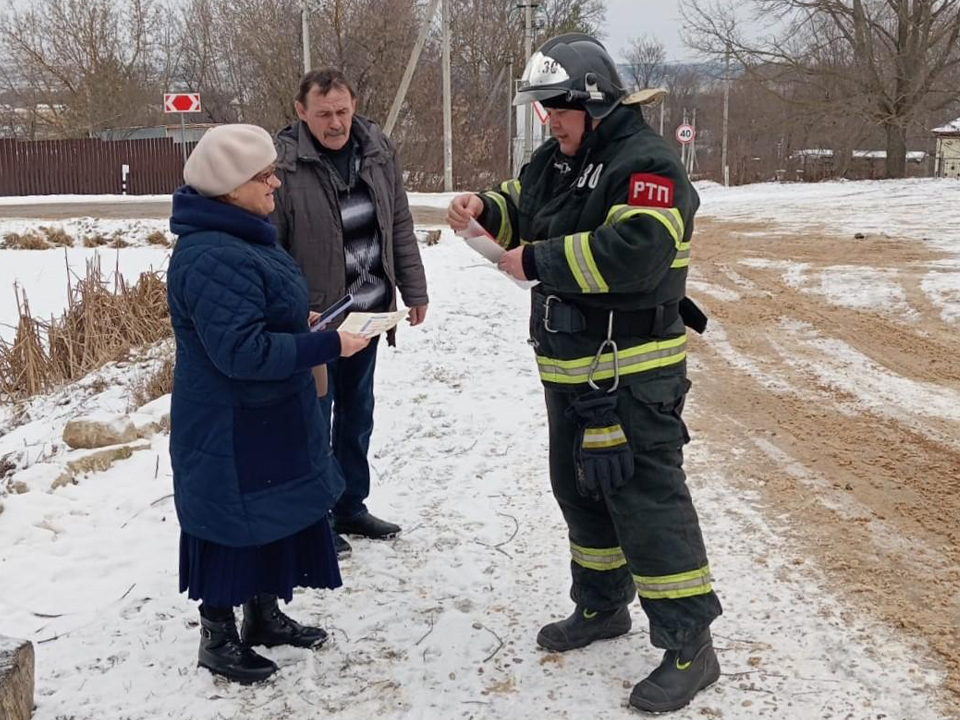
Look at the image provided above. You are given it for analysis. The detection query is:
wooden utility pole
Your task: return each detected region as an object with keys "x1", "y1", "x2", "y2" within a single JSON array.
[
  {"x1": 688, "y1": 108, "x2": 698, "y2": 175},
  {"x1": 384, "y1": 0, "x2": 442, "y2": 138},
  {"x1": 519, "y1": 2, "x2": 539, "y2": 163},
  {"x1": 442, "y1": 0, "x2": 453, "y2": 191},
  {"x1": 507, "y1": 60, "x2": 514, "y2": 176},
  {"x1": 301, "y1": 0, "x2": 311, "y2": 74},
  {"x1": 721, "y1": 50, "x2": 730, "y2": 186},
  {"x1": 681, "y1": 108, "x2": 688, "y2": 167}
]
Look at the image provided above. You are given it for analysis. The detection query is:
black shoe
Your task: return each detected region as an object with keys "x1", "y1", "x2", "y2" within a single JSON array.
[
  {"x1": 629, "y1": 629, "x2": 720, "y2": 713},
  {"x1": 334, "y1": 533, "x2": 352, "y2": 557},
  {"x1": 333, "y1": 511, "x2": 401, "y2": 539},
  {"x1": 198, "y1": 614, "x2": 277, "y2": 684},
  {"x1": 536, "y1": 605, "x2": 631, "y2": 652},
  {"x1": 241, "y1": 594, "x2": 328, "y2": 649}
]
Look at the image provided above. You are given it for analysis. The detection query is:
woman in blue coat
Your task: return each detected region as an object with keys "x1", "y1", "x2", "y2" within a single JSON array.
[{"x1": 167, "y1": 124, "x2": 370, "y2": 683}]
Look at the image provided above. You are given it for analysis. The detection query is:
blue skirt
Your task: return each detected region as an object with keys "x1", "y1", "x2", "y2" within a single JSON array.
[{"x1": 179, "y1": 519, "x2": 342, "y2": 607}]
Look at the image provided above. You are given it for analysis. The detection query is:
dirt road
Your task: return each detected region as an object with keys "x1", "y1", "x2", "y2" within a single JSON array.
[
  {"x1": 0, "y1": 200, "x2": 450, "y2": 226},
  {"x1": 687, "y1": 218, "x2": 960, "y2": 714}
]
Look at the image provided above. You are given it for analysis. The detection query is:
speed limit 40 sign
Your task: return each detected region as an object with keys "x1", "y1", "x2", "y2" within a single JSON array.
[{"x1": 675, "y1": 123, "x2": 695, "y2": 144}]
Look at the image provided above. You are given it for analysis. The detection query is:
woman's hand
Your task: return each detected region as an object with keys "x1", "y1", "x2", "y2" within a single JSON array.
[
  {"x1": 446, "y1": 194, "x2": 483, "y2": 232},
  {"x1": 308, "y1": 311, "x2": 321, "y2": 328},
  {"x1": 338, "y1": 331, "x2": 371, "y2": 357}
]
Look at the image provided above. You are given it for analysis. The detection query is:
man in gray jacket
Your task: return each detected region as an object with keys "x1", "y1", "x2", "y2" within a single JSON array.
[{"x1": 272, "y1": 68, "x2": 429, "y2": 553}]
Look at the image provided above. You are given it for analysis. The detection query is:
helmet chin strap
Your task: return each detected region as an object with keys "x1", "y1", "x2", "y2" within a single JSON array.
[{"x1": 571, "y1": 72, "x2": 606, "y2": 139}]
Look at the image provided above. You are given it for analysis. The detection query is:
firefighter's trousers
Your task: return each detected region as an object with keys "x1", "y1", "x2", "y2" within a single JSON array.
[{"x1": 544, "y1": 369, "x2": 723, "y2": 649}]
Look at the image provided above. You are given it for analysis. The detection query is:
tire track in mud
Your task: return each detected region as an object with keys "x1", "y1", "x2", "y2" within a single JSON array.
[{"x1": 688, "y1": 218, "x2": 960, "y2": 713}]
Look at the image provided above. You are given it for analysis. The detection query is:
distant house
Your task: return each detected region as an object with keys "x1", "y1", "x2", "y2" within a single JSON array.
[
  {"x1": 790, "y1": 148, "x2": 927, "y2": 181},
  {"x1": 932, "y1": 118, "x2": 960, "y2": 179},
  {"x1": 94, "y1": 123, "x2": 217, "y2": 144}
]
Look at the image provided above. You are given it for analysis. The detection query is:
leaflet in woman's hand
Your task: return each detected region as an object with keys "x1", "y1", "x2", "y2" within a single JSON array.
[{"x1": 338, "y1": 309, "x2": 409, "y2": 336}]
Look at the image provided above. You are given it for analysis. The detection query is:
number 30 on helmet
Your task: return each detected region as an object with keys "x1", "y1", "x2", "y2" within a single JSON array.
[{"x1": 514, "y1": 33, "x2": 627, "y2": 120}]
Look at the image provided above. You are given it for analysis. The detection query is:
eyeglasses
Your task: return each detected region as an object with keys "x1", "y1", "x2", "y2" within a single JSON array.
[{"x1": 250, "y1": 166, "x2": 277, "y2": 184}]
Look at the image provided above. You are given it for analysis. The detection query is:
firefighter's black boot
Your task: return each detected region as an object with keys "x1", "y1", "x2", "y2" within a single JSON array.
[
  {"x1": 536, "y1": 605, "x2": 631, "y2": 652},
  {"x1": 241, "y1": 594, "x2": 328, "y2": 649},
  {"x1": 629, "y1": 628, "x2": 720, "y2": 713},
  {"x1": 197, "y1": 609, "x2": 277, "y2": 684}
]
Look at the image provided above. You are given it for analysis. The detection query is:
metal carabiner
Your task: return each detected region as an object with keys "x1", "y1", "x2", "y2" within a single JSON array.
[
  {"x1": 587, "y1": 311, "x2": 620, "y2": 393},
  {"x1": 542, "y1": 295, "x2": 561, "y2": 333}
]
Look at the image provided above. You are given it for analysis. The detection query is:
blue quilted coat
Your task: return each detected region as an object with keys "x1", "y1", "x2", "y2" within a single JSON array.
[{"x1": 167, "y1": 186, "x2": 343, "y2": 547}]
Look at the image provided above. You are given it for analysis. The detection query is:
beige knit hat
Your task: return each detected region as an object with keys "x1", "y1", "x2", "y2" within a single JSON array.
[{"x1": 183, "y1": 124, "x2": 277, "y2": 197}]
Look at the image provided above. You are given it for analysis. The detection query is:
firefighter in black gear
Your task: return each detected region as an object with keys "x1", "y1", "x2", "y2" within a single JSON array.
[{"x1": 446, "y1": 33, "x2": 723, "y2": 714}]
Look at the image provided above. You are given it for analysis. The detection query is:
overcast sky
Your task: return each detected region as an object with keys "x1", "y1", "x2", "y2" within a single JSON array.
[
  {"x1": 602, "y1": 0, "x2": 695, "y2": 64},
  {"x1": 2, "y1": 0, "x2": 699, "y2": 63}
]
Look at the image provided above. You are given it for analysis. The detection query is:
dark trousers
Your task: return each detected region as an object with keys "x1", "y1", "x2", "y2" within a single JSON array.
[
  {"x1": 544, "y1": 375, "x2": 723, "y2": 650},
  {"x1": 319, "y1": 336, "x2": 380, "y2": 521}
]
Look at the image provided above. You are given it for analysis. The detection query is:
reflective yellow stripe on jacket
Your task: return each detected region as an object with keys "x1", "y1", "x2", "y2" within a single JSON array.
[
  {"x1": 564, "y1": 232, "x2": 608, "y2": 293},
  {"x1": 481, "y1": 191, "x2": 512, "y2": 247},
  {"x1": 500, "y1": 179, "x2": 521, "y2": 206},
  {"x1": 536, "y1": 335, "x2": 687, "y2": 385},
  {"x1": 605, "y1": 204, "x2": 689, "y2": 268}
]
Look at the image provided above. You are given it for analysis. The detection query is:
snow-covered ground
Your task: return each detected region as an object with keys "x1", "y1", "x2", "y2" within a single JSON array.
[
  {"x1": 696, "y1": 177, "x2": 960, "y2": 251},
  {"x1": 696, "y1": 178, "x2": 960, "y2": 324},
  {"x1": 0, "y1": 217, "x2": 173, "y2": 246},
  {"x1": 0, "y1": 179, "x2": 958, "y2": 719},
  {"x1": 0, "y1": 194, "x2": 170, "y2": 206}
]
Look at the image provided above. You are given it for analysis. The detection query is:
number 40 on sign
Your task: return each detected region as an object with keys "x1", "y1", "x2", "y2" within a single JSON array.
[{"x1": 675, "y1": 123, "x2": 695, "y2": 145}]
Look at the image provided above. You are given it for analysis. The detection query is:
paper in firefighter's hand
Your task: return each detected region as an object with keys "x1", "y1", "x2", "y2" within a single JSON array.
[
  {"x1": 338, "y1": 309, "x2": 409, "y2": 336},
  {"x1": 457, "y1": 219, "x2": 539, "y2": 289},
  {"x1": 459, "y1": 220, "x2": 506, "y2": 262}
]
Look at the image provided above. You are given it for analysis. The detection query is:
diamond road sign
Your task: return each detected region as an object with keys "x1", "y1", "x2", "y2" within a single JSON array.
[{"x1": 163, "y1": 93, "x2": 202, "y2": 113}]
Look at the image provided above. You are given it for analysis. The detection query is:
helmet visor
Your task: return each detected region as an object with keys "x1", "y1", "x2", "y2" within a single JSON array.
[
  {"x1": 513, "y1": 86, "x2": 569, "y2": 107},
  {"x1": 513, "y1": 50, "x2": 571, "y2": 106}
]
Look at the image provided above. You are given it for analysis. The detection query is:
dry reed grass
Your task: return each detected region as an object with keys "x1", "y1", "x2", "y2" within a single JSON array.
[
  {"x1": 145, "y1": 231, "x2": 171, "y2": 248},
  {"x1": 0, "y1": 256, "x2": 171, "y2": 402},
  {"x1": 39, "y1": 226, "x2": 73, "y2": 247},
  {"x1": 1, "y1": 227, "x2": 76, "y2": 249},
  {"x1": 82, "y1": 234, "x2": 110, "y2": 248},
  {"x1": 130, "y1": 355, "x2": 174, "y2": 409},
  {"x1": 2, "y1": 232, "x2": 50, "y2": 250}
]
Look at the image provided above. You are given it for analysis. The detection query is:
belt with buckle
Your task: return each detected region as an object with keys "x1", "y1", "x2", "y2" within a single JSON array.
[{"x1": 533, "y1": 291, "x2": 680, "y2": 338}]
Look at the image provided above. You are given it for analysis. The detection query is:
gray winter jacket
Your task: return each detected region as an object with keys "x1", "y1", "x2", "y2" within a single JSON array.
[{"x1": 271, "y1": 116, "x2": 429, "y2": 324}]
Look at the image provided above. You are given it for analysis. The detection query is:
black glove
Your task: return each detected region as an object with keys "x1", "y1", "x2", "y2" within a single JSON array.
[{"x1": 566, "y1": 389, "x2": 634, "y2": 500}]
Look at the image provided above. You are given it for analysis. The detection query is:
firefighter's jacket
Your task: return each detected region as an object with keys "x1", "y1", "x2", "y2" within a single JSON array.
[{"x1": 477, "y1": 105, "x2": 697, "y2": 390}]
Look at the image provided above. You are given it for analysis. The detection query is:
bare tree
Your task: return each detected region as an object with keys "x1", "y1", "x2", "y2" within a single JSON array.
[
  {"x1": 176, "y1": 0, "x2": 302, "y2": 129},
  {"x1": 623, "y1": 34, "x2": 667, "y2": 90},
  {"x1": 0, "y1": 0, "x2": 608, "y2": 188},
  {"x1": 681, "y1": 0, "x2": 960, "y2": 178},
  {"x1": 0, "y1": 0, "x2": 176, "y2": 138}
]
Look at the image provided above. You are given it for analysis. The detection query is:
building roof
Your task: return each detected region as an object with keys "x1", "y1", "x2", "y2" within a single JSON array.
[
  {"x1": 792, "y1": 149, "x2": 926, "y2": 162},
  {"x1": 933, "y1": 118, "x2": 960, "y2": 135}
]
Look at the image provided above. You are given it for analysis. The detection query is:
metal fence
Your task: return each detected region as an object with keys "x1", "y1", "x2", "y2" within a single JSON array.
[{"x1": 0, "y1": 137, "x2": 196, "y2": 196}]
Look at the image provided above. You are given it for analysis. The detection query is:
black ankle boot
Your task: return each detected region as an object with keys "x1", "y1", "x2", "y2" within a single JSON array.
[
  {"x1": 629, "y1": 628, "x2": 720, "y2": 713},
  {"x1": 334, "y1": 533, "x2": 352, "y2": 557},
  {"x1": 536, "y1": 605, "x2": 631, "y2": 652},
  {"x1": 198, "y1": 614, "x2": 277, "y2": 684},
  {"x1": 241, "y1": 594, "x2": 328, "y2": 649}
]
